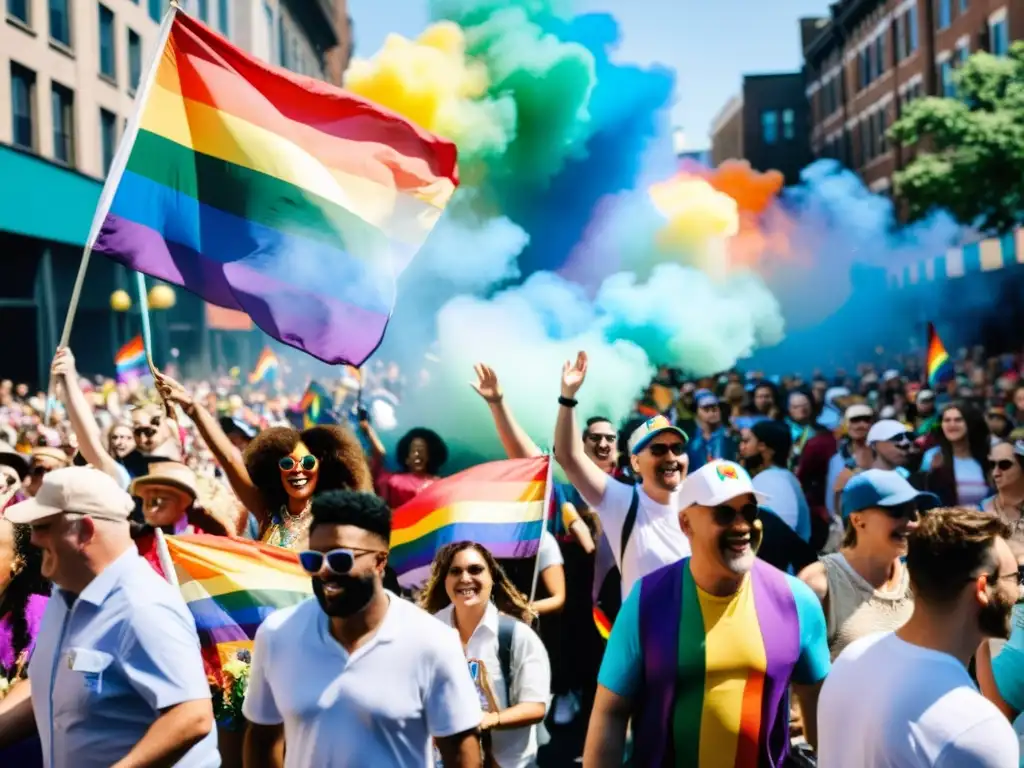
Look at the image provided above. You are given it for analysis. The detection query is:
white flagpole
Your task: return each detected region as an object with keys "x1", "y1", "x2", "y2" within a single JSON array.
[
  {"x1": 154, "y1": 528, "x2": 180, "y2": 587},
  {"x1": 528, "y1": 454, "x2": 555, "y2": 605}
]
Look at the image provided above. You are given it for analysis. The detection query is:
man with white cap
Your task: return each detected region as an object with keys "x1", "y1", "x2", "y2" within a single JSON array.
[
  {"x1": 825, "y1": 403, "x2": 875, "y2": 518},
  {"x1": 554, "y1": 352, "x2": 691, "y2": 599},
  {"x1": 0, "y1": 467, "x2": 219, "y2": 768},
  {"x1": 584, "y1": 460, "x2": 830, "y2": 767}
]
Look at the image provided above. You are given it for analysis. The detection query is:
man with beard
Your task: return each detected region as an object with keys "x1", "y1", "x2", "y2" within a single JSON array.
[
  {"x1": 242, "y1": 490, "x2": 482, "y2": 768},
  {"x1": 818, "y1": 506, "x2": 1020, "y2": 767},
  {"x1": 554, "y1": 352, "x2": 691, "y2": 600},
  {"x1": 584, "y1": 460, "x2": 829, "y2": 767}
]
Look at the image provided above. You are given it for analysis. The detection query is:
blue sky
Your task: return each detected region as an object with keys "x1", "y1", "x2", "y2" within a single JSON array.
[{"x1": 347, "y1": 0, "x2": 833, "y2": 149}]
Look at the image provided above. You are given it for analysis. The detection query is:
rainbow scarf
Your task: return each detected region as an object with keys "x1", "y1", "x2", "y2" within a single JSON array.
[{"x1": 634, "y1": 558, "x2": 800, "y2": 767}]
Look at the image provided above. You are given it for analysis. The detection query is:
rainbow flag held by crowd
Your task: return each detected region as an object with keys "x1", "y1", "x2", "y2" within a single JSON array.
[
  {"x1": 87, "y1": 8, "x2": 459, "y2": 367},
  {"x1": 301, "y1": 381, "x2": 336, "y2": 429},
  {"x1": 926, "y1": 323, "x2": 953, "y2": 389},
  {"x1": 248, "y1": 347, "x2": 278, "y2": 384},
  {"x1": 593, "y1": 605, "x2": 612, "y2": 640},
  {"x1": 390, "y1": 456, "x2": 552, "y2": 588},
  {"x1": 114, "y1": 335, "x2": 148, "y2": 383},
  {"x1": 160, "y1": 534, "x2": 312, "y2": 681}
]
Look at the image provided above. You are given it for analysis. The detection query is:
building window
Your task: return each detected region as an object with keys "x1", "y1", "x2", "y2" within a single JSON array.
[
  {"x1": 959, "y1": 0, "x2": 968, "y2": 11},
  {"x1": 761, "y1": 110, "x2": 779, "y2": 144},
  {"x1": 278, "y1": 15, "x2": 288, "y2": 69},
  {"x1": 990, "y1": 19, "x2": 1009, "y2": 56},
  {"x1": 51, "y1": 81, "x2": 75, "y2": 165},
  {"x1": 782, "y1": 108, "x2": 795, "y2": 140},
  {"x1": 909, "y1": 6, "x2": 919, "y2": 53},
  {"x1": 100, "y1": 108, "x2": 118, "y2": 174},
  {"x1": 218, "y1": 0, "x2": 229, "y2": 35},
  {"x1": 197, "y1": 0, "x2": 208, "y2": 22},
  {"x1": 937, "y1": 0, "x2": 950, "y2": 29},
  {"x1": 875, "y1": 36, "x2": 885, "y2": 76},
  {"x1": 7, "y1": 0, "x2": 29, "y2": 25},
  {"x1": 148, "y1": 0, "x2": 162, "y2": 23},
  {"x1": 10, "y1": 62, "x2": 36, "y2": 151},
  {"x1": 128, "y1": 29, "x2": 142, "y2": 92},
  {"x1": 939, "y1": 60, "x2": 955, "y2": 97},
  {"x1": 49, "y1": 0, "x2": 71, "y2": 46},
  {"x1": 99, "y1": 4, "x2": 116, "y2": 80},
  {"x1": 957, "y1": 42, "x2": 970, "y2": 66}
]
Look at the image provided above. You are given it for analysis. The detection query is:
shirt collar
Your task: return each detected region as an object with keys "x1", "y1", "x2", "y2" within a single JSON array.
[
  {"x1": 436, "y1": 600, "x2": 500, "y2": 640},
  {"x1": 68, "y1": 546, "x2": 139, "y2": 608}
]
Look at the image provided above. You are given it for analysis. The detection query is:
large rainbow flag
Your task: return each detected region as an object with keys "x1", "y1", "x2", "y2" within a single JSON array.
[
  {"x1": 248, "y1": 346, "x2": 278, "y2": 384},
  {"x1": 926, "y1": 322, "x2": 953, "y2": 389},
  {"x1": 114, "y1": 335, "x2": 148, "y2": 383},
  {"x1": 160, "y1": 534, "x2": 312, "y2": 681},
  {"x1": 87, "y1": 8, "x2": 458, "y2": 367},
  {"x1": 390, "y1": 456, "x2": 552, "y2": 588}
]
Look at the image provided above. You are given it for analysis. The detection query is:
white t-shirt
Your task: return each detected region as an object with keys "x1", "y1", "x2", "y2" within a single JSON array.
[
  {"x1": 752, "y1": 466, "x2": 811, "y2": 542},
  {"x1": 434, "y1": 602, "x2": 550, "y2": 768},
  {"x1": 243, "y1": 593, "x2": 482, "y2": 767},
  {"x1": 537, "y1": 531, "x2": 563, "y2": 573},
  {"x1": 592, "y1": 478, "x2": 691, "y2": 599},
  {"x1": 818, "y1": 631, "x2": 1019, "y2": 768}
]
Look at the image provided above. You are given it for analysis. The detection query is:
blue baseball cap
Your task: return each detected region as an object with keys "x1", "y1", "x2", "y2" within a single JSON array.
[{"x1": 841, "y1": 469, "x2": 939, "y2": 518}]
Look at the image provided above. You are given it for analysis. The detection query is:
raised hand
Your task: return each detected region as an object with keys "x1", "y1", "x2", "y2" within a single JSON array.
[
  {"x1": 154, "y1": 370, "x2": 193, "y2": 410},
  {"x1": 470, "y1": 363, "x2": 503, "y2": 404},
  {"x1": 561, "y1": 351, "x2": 588, "y2": 398},
  {"x1": 51, "y1": 347, "x2": 77, "y2": 379}
]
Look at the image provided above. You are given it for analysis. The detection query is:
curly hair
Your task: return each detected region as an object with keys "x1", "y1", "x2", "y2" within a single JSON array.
[
  {"x1": 243, "y1": 425, "x2": 372, "y2": 513},
  {"x1": 396, "y1": 428, "x2": 448, "y2": 475},
  {"x1": 417, "y1": 541, "x2": 535, "y2": 624},
  {"x1": 0, "y1": 519, "x2": 47, "y2": 680}
]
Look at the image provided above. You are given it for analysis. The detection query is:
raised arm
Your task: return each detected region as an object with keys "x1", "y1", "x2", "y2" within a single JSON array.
[
  {"x1": 552, "y1": 352, "x2": 607, "y2": 508},
  {"x1": 470, "y1": 363, "x2": 542, "y2": 459},
  {"x1": 155, "y1": 371, "x2": 266, "y2": 530},
  {"x1": 51, "y1": 348, "x2": 124, "y2": 483}
]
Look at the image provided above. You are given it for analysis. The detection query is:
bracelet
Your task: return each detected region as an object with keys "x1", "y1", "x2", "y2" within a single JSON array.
[{"x1": 558, "y1": 395, "x2": 578, "y2": 408}]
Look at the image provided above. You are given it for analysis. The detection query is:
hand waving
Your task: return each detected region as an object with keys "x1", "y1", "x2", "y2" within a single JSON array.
[
  {"x1": 561, "y1": 351, "x2": 588, "y2": 398},
  {"x1": 470, "y1": 363, "x2": 503, "y2": 404},
  {"x1": 154, "y1": 370, "x2": 193, "y2": 410}
]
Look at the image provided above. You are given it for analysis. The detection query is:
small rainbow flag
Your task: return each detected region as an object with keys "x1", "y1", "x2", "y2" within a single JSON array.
[
  {"x1": 390, "y1": 456, "x2": 552, "y2": 588},
  {"x1": 88, "y1": 8, "x2": 459, "y2": 367},
  {"x1": 593, "y1": 605, "x2": 612, "y2": 640},
  {"x1": 301, "y1": 380, "x2": 335, "y2": 429},
  {"x1": 248, "y1": 347, "x2": 278, "y2": 384},
  {"x1": 161, "y1": 534, "x2": 312, "y2": 682},
  {"x1": 114, "y1": 335, "x2": 148, "y2": 383},
  {"x1": 926, "y1": 323, "x2": 953, "y2": 389}
]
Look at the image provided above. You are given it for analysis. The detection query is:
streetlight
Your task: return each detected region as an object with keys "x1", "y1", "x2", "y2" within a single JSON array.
[{"x1": 147, "y1": 285, "x2": 176, "y2": 369}]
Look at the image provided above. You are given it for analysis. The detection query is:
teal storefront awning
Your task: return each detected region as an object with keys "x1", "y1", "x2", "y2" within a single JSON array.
[
  {"x1": 888, "y1": 228, "x2": 1024, "y2": 289},
  {"x1": 0, "y1": 143, "x2": 102, "y2": 246}
]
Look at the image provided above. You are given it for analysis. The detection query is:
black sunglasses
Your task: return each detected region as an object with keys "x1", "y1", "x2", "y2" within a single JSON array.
[
  {"x1": 298, "y1": 547, "x2": 382, "y2": 575},
  {"x1": 648, "y1": 442, "x2": 686, "y2": 458},
  {"x1": 849, "y1": 415, "x2": 873, "y2": 424},
  {"x1": 448, "y1": 563, "x2": 487, "y2": 578},
  {"x1": 989, "y1": 459, "x2": 1016, "y2": 472},
  {"x1": 712, "y1": 503, "x2": 760, "y2": 527},
  {"x1": 879, "y1": 502, "x2": 921, "y2": 520},
  {"x1": 585, "y1": 433, "x2": 616, "y2": 445},
  {"x1": 133, "y1": 426, "x2": 157, "y2": 438},
  {"x1": 279, "y1": 454, "x2": 317, "y2": 472}
]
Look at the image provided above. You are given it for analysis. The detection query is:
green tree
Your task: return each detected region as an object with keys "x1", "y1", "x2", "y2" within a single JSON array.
[{"x1": 889, "y1": 42, "x2": 1024, "y2": 234}]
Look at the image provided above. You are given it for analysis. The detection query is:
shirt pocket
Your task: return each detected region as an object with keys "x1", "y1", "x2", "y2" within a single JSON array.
[{"x1": 63, "y1": 648, "x2": 114, "y2": 699}]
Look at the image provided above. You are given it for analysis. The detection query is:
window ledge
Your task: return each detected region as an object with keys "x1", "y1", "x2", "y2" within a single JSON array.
[
  {"x1": 98, "y1": 72, "x2": 118, "y2": 88},
  {"x1": 5, "y1": 15, "x2": 35, "y2": 36},
  {"x1": 49, "y1": 39, "x2": 75, "y2": 59}
]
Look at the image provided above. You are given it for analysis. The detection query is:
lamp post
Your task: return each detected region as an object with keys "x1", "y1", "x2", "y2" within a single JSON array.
[
  {"x1": 147, "y1": 284, "x2": 176, "y2": 369},
  {"x1": 110, "y1": 289, "x2": 132, "y2": 361}
]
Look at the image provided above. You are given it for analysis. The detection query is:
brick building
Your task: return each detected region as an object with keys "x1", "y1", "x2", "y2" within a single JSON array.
[
  {"x1": 803, "y1": 0, "x2": 1023, "y2": 194},
  {"x1": 709, "y1": 73, "x2": 812, "y2": 185}
]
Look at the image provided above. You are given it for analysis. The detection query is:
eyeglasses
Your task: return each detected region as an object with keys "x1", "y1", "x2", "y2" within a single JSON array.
[
  {"x1": 849, "y1": 416, "x2": 873, "y2": 424},
  {"x1": 297, "y1": 547, "x2": 383, "y2": 575},
  {"x1": 133, "y1": 426, "x2": 157, "y2": 438},
  {"x1": 279, "y1": 454, "x2": 317, "y2": 472},
  {"x1": 986, "y1": 568, "x2": 1024, "y2": 589},
  {"x1": 886, "y1": 433, "x2": 913, "y2": 446},
  {"x1": 988, "y1": 459, "x2": 1016, "y2": 473},
  {"x1": 448, "y1": 563, "x2": 487, "y2": 578},
  {"x1": 585, "y1": 433, "x2": 616, "y2": 445},
  {"x1": 648, "y1": 442, "x2": 686, "y2": 458},
  {"x1": 711, "y1": 503, "x2": 760, "y2": 527}
]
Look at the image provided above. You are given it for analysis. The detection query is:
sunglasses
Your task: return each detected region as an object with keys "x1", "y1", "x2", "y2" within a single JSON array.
[
  {"x1": 648, "y1": 442, "x2": 686, "y2": 458},
  {"x1": 448, "y1": 563, "x2": 487, "y2": 578},
  {"x1": 133, "y1": 426, "x2": 157, "y2": 438},
  {"x1": 989, "y1": 459, "x2": 1017, "y2": 472},
  {"x1": 297, "y1": 547, "x2": 382, "y2": 575},
  {"x1": 849, "y1": 415, "x2": 873, "y2": 424},
  {"x1": 879, "y1": 502, "x2": 920, "y2": 520},
  {"x1": 279, "y1": 454, "x2": 317, "y2": 472},
  {"x1": 712, "y1": 503, "x2": 760, "y2": 527}
]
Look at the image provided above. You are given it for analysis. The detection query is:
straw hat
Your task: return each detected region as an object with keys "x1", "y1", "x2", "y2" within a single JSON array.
[
  {"x1": 31, "y1": 447, "x2": 71, "y2": 468},
  {"x1": 130, "y1": 461, "x2": 198, "y2": 501}
]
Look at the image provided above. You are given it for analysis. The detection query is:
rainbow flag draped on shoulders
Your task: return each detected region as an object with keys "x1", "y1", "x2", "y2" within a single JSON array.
[
  {"x1": 159, "y1": 534, "x2": 312, "y2": 682},
  {"x1": 926, "y1": 322, "x2": 954, "y2": 389},
  {"x1": 248, "y1": 347, "x2": 278, "y2": 384},
  {"x1": 114, "y1": 335, "x2": 148, "y2": 384},
  {"x1": 390, "y1": 456, "x2": 553, "y2": 588},
  {"x1": 87, "y1": 8, "x2": 459, "y2": 367}
]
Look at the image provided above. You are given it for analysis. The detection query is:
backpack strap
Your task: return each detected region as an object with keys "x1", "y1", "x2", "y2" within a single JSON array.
[
  {"x1": 620, "y1": 487, "x2": 641, "y2": 565},
  {"x1": 497, "y1": 614, "x2": 516, "y2": 706}
]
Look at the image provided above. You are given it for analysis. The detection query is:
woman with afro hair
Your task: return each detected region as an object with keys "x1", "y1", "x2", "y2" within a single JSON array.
[
  {"x1": 155, "y1": 372, "x2": 372, "y2": 550},
  {"x1": 358, "y1": 419, "x2": 448, "y2": 508}
]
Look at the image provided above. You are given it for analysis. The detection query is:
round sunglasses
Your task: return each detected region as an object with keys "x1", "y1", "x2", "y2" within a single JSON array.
[
  {"x1": 297, "y1": 547, "x2": 383, "y2": 575},
  {"x1": 279, "y1": 454, "x2": 317, "y2": 472},
  {"x1": 649, "y1": 442, "x2": 687, "y2": 458}
]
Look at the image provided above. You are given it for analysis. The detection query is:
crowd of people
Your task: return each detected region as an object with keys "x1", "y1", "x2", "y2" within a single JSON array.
[{"x1": 0, "y1": 342, "x2": 1023, "y2": 766}]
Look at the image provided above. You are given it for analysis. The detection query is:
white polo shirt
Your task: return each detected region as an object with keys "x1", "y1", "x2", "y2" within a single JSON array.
[
  {"x1": 434, "y1": 603, "x2": 550, "y2": 768},
  {"x1": 592, "y1": 479, "x2": 691, "y2": 598},
  {"x1": 243, "y1": 592, "x2": 482, "y2": 767}
]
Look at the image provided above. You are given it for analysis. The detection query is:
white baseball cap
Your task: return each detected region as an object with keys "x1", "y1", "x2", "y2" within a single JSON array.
[
  {"x1": 844, "y1": 404, "x2": 874, "y2": 421},
  {"x1": 5, "y1": 466, "x2": 135, "y2": 524},
  {"x1": 677, "y1": 460, "x2": 767, "y2": 510},
  {"x1": 866, "y1": 419, "x2": 911, "y2": 445}
]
